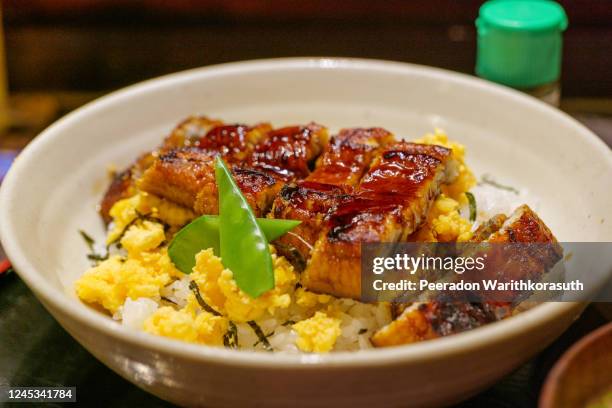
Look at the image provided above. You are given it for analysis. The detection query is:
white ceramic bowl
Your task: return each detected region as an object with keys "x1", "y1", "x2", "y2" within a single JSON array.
[{"x1": 1, "y1": 58, "x2": 611, "y2": 407}]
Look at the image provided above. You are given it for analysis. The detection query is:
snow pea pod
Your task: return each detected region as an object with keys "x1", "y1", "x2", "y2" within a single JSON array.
[
  {"x1": 168, "y1": 215, "x2": 300, "y2": 275},
  {"x1": 215, "y1": 157, "x2": 274, "y2": 298}
]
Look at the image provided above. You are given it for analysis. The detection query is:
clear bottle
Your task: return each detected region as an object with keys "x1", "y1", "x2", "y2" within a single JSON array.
[{"x1": 476, "y1": 0, "x2": 568, "y2": 107}]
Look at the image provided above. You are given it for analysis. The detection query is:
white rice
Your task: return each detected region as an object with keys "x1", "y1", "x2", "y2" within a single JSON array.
[
  {"x1": 159, "y1": 276, "x2": 191, "y2": 308},
  {"x1": 336, "y1": 302, "x2": 387, "y2": 351},
  {"x1": 465, "y1": 180, "x2": 538, "y2": 228},
  {"x1": 228, "y1": 300, "x2": 392, "y2": 352},
  {"x1": 117, "y1": 297, "x2": 159, "y2": 330},
  {"x1": 117, "y1": 286, "x2": 392, "y2": 352}
]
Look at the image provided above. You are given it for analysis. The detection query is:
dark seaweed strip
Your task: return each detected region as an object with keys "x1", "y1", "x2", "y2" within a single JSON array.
[
  {"x1": 247, "y1": 321, "x2": 273, "y2": 351},
  {"x1": 223, "y1": 321, "x2": 239, "y2": 349},
  {"x1": 79, "y1": 230, "x2": 109, "y2": 264},
  {"x1": 358, "y1": 328, "x2": 368, "y2": 335},
  {"x1": 160, "y1": 296, "x2": 178, "y2": 305},
  {"x1": 87, "y1": 253, "x2": 109, "y2": 262},
  {"x1": 479, "y1": 174, "x2": 519, "y2": 194},
  {"x1": 135, "y1": 210, "x2": 171, "y2": 232},
  {"x1": 106, "y1": 210, "x2": 170, "y2": 249},
  {"x1": 188, "y1": 281, "x2": 221, "y2": 316},
  {"x1": 79, "y1": 230, "x2": 95, "y2": 251},
  {"x1": 107, "y1": 217, "x2": 139, "y2": 247},
  {"x1": 465, "y1": 192, "x2": 477, "y2": 222},
  {"x1": 281, "y1": 320, "x2": 296, "y2": 327},
  {"x1": 254, "y1": 331, "x2": 275, "y2": 347}
]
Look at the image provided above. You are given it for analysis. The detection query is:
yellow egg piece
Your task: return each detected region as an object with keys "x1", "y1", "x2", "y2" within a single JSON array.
[
  {"x1": 107, "y1": 192, "x2": 195, "y2": 244},
  {"x1": 414, "y1": 129, "x2": 476, "y2": 202},
  {"x1": 292, "y1": 311, "x2": 342, "y2": 353},
  {"x1": 143, "y1": 304, "x2": 227, "y2": 346},
  {"x1": 191, "y1": 248, "x2": 298, "y2": 323},
  {"x1": 75, "y1": 254, "x2": 173, "y2": 314}
]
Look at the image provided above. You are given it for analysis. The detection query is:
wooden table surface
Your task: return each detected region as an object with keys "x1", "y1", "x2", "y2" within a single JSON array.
[{"x1": 0, "y1": 93, "x2": 610, "y2": 407}]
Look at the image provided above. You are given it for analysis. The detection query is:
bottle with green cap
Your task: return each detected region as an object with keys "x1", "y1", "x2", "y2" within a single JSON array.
[{"x1": 476, "y1": 0, "x2": 568, "y2": 106}]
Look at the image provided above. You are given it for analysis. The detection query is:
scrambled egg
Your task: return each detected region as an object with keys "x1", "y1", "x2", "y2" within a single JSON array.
[
  {"x1": 292, "y1": 311, "x2": 342, "y2": 353},
  {"x1": 75, "y1": 253, "x2": 172, "y2": 315},
  {"x1": 191, "y1": 248, "x2": 297, "y2": 323},
  {"x1": 294, "y1": 287, "x2": 333, "y2": 310},
  {"x1": 107, "y1": 192, "x2": 195, "y2": 244},
  {"x1": 143, "y1": 294, "x2": 228, "y2": 346},
  {"x1": 75, "y1": 202, "x2": 344, "y2": 351},
  {"x1": 121, "y1": 220, "x2": 165, "y2": 256},
  {"x1": 75, "y1": 221, "x2": 180, "y2": 314},
  {"x1": 412, "y1": 194, "x2": 473, "y2": 242},
  {"x1": 75, "y1": 194, "x2": 341, "y2": 352},
  {"x1": 414, "y1": 129, "x2": 476, "y2": 202},
  {"x1": 412, "y1": 129, "x2": 476, "y2": 242}
]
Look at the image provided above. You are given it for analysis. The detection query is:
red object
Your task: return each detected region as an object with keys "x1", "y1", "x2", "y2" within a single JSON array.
[{"x1": 0, "y1": 258, "x2": 11, "y2": 275}]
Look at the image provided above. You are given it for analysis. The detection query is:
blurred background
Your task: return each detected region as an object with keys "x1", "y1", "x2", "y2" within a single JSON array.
[
  {"x1": 3, "y1": 0, "x2": 611, "y2": 96},
  {"x1": 0, "y1": 0, "x2": 610, "y2": 150}
]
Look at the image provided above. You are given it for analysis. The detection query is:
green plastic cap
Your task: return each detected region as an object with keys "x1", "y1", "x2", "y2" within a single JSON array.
[{"x1": 476, "y1": 0, "x2": 568, "y2": 88}]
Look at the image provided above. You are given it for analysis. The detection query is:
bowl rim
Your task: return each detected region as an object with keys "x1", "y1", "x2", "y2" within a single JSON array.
[{"x1": 0, "y1": 57, "x2": 606, "y2": 368}]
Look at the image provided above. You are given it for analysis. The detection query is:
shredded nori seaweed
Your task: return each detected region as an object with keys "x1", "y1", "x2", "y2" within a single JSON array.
[
  {"x1": 160, "y1": 296, "x2": 178, "y2": 305},
  {"x1": 107, "y1": 210, "x2": 167, "y2": 247},
  {"x1": 79, "y1": 230, "x2": 109, "y2": 264},
  {"x1": 223, "y1": 321, "x2": 239, "y2": 349},
  {"x1": 106, "y1": 218, "x2": 138, "y2": 247},
  {"x1": 86, "y1": 253, "x2": 109, "y2": 262},
  {"x1": 358, "y1": 328, "x2": 368, "y2": 335},
  {"x1": 479, "y1": 174, "x2": 519, "y2": 194},
  {"x1": 188, "y1": 281, "x2": 221, "y2": 316},
  {"x1": 79, "y1": 230, "x2": 95, "y2": 251},
  {"x1": 247, "y1": 321, "x2": 273, "y2": 351},
  {"x1": 465, "y1": 191, "x2": 477, "y2": 222},
  {"x1": 254, "y1": 331, "x2": 274, "y2": 347},
  {"x1": 79, "y1": 211, "x2": 169, "y2": 266},
  {"x1": 281, "y1": 320, "x2": 296, "y2": 327}
]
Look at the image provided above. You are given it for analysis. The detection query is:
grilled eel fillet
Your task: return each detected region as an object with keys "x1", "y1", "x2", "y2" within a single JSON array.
[
  {"x1": 161, "y1": 117, "x2": 272, "y2": 161},
  {"x1": 270, "y1": 128, "x2": 395, "y2": 261},
  {"x1": 137, "y1": 123, "x2": 328, "y2": 216},
  {"x1": 467, "y1": 204, "x2": 563, "y2": 301},
  {"x1": 371, "y1": 204, "x2": 561, "y2": 347},
  {"x1": 303, "y1": 142, "x2": 460, "y2": 299},
  {"x1": 99, "y1": 116, "x2": 243, "y2": 222}
]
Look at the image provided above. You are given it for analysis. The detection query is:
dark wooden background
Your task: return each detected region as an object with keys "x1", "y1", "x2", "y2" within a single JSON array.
[{"x1": 3, "y1": 0, "x2": 612, "y2": 96}]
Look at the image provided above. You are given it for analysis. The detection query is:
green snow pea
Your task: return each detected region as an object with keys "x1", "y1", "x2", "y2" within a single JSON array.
[
  {"x1": 215, "y1": 157, "x2": 275, "y2": 298},
  {"x1": 168, "y1": 215, "x2": 300, "y2": 275}
]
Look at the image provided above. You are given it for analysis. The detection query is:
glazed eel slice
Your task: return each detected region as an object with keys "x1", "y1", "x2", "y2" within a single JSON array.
[
  {"x1": 99, "y1": 116, "x2": 243, "y2": 222},
  {"x1": 371, "y1": 204, "x2": 562, "y2": 347},
  {"x1": 247, "y1": 122, "x2": 329, "y2": 179},
  {"x1": 465, "y1": 204, "x2": 563, "y2": 301},
  {"x1": 270, "y1": 128, "x2": 395, "y2": 261},
  {"x1": 99, "y1": 162, "x2": 141, "y2": 224},
  {"x1": 371, "y1": 301, "x2": 513, "y2": 346},
  {"x1": 303, "y1": 142, "x2": 460, "y2": 299},
  {"x1": 137, "y1": 123, "x2": 328, "y2": 217}
]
